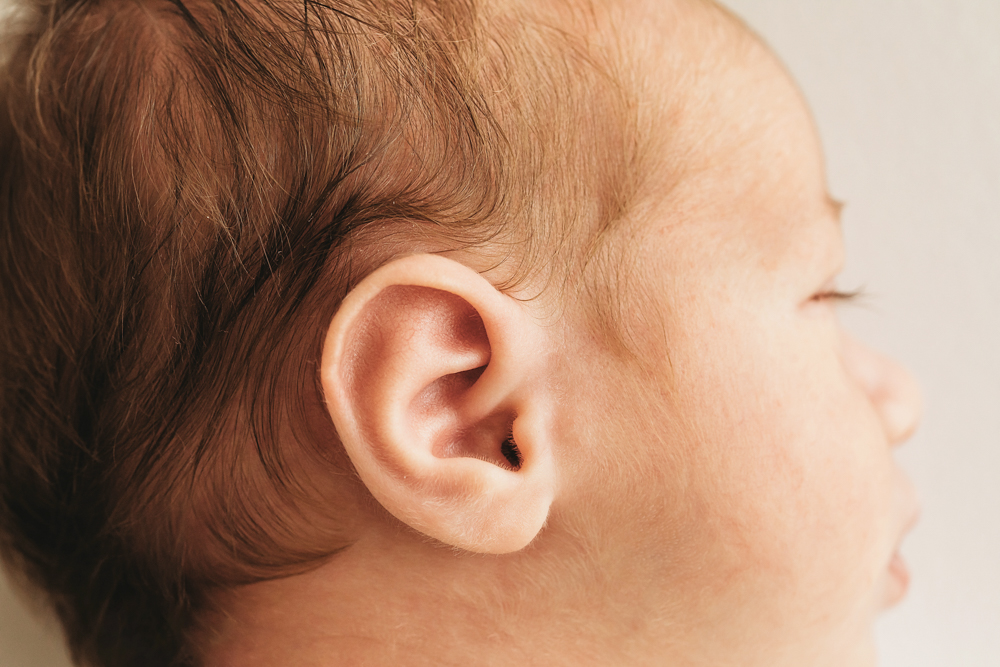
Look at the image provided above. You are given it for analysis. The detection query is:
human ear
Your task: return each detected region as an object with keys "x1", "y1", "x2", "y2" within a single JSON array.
[{"x1": 320, "y1": 254, "x2": 556, "y2": 554}]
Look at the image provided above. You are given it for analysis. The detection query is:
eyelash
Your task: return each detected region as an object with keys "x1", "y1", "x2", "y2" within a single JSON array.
[{"x1": 811, "y1": 288, "x2": 864, "y2": 303}]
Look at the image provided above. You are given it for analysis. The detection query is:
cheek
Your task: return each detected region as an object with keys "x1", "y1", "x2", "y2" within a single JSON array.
[
  {"x1": 559, "y1": 288, "x2": 899, "y2": 656},
  {"x1": 667, "y1": 315, "x2": 896, "y2": 609}
]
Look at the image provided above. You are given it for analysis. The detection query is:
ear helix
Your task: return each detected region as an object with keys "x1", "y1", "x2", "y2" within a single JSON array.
[{"x1": 320, "y1": 254, "x2": 556, "y2": 554}]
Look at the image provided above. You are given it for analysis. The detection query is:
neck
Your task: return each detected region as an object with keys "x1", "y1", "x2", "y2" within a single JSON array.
[{"x1": 196, "y1": 524, "x2": 675, "y2": 667}]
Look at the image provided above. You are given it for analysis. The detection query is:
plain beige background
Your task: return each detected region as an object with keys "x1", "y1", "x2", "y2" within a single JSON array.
[
  {"x1": 2, "y1": 1, "x2": 998, "y2": 666},
  {"x1": 719, "y1": 2, "x2": 1000, "y2": 665}
]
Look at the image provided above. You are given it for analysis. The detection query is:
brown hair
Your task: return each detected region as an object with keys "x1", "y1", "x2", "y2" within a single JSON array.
[{"x1": 0, "y1": 0, "x2": 637, "y2": 664}]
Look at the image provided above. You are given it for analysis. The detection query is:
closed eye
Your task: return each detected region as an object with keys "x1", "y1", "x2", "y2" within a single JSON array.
[{"x1": 811, "y1": 287, "x2": 865, "y2": 304}]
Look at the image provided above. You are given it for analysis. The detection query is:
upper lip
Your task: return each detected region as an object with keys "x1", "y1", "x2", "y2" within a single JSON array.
[
  {"x1": 898, "y1": 509, "x2": 920, "y2": 552},
  {"x1": 893, "y1": 470, "x2": 921, "y2": 551},
  {"x1": 905, "y1": 502, "x2": 921, "y2": 533},
  {"x1": 897, "y1": 484, "x2": 922, "y2": 548}
]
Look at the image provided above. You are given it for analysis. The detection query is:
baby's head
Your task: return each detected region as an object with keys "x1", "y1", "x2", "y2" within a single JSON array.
[{"x1": 0, "y1": 1, "x2": 920, "y2": 665}]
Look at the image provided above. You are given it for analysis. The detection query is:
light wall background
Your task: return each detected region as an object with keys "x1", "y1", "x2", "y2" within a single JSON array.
[
  {"x1": 1, "y1": 1, "x2": 998, "y2": 666},
  {"x1": 719, "y1": 1, "x2": 1000, "y2": 666}
]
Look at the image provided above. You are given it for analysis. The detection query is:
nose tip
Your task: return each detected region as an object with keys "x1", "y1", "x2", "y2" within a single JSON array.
[
  {"x1": 879, "y1": 362, "x2": 922, "y2": 446},
  {"x1": 841, "y1": 333, "x2": 922, "y2": 446}
]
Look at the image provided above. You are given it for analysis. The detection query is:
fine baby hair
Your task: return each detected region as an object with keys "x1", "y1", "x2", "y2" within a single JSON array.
[
  {"x1": 1, "y1": 0, "x2": 634, "y2": 663},
  {"x1": 0, "y1": 0, "x2": 921, "y2": 666}
]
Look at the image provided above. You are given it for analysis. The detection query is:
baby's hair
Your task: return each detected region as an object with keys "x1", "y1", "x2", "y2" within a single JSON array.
[{"x1": 0, "y1": 0, "x2": 639, "y2": 664}]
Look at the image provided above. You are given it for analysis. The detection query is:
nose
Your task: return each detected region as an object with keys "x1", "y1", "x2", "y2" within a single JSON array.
[{"x1": 840, "y1": 333, "x2": 922, "y2": 446}]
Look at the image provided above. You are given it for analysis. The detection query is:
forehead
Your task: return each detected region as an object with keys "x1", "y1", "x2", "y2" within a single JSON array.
[{"x1": 598, "y1": 0, "x2": 840, "y2": 276}]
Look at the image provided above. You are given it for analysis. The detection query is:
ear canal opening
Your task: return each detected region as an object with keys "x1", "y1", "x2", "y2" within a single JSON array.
[{"x1": 500, "y1": 431, "x2": 522, "y2": 470}]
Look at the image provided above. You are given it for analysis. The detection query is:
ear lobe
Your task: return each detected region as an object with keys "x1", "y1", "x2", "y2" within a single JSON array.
[{"x1": 321, "y1": 254, "x2": 556, "y2": 554}]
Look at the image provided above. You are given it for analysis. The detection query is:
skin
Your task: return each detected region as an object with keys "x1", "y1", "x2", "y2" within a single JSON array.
[
  {"x1": 548, "y1": 1, "x2": 921, "y2": 663},
  {"x1": 201, "y1": 1, "x2": 920, "y2": 665}
]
